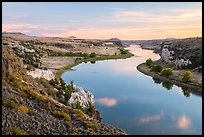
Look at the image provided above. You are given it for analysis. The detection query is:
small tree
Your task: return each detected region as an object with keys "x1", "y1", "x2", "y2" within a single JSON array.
[
  {"x1": 146, "y1": 58, "x2": 153, "y2": 67},
  {"x1": 182, "y1": 71, "x2": 192, "y2": 82},
  {"x1": 120, "y1": 48, "x2": 129, "y2": 54},
  {"x1": 160, "y1": 68, "x2": 173, "y2": 77},
  {"x1": 76, "y1": 101, "x2": 82, "y2": 110},
  {"x1": 88, "y1": 101, "x2": 95, "y2": 115},
  {"x1": 49, "y1": 79, "x2": 55, "y2": 85},
  {"x1": 90, "y1": 52, "x2": 96, "y2": 58},
  {"x1": 151, "y1": 64, "x2": 163, "y2": 72},
  {"x1": 59, "y1": 78, "x2": 67, "y2": 90}
]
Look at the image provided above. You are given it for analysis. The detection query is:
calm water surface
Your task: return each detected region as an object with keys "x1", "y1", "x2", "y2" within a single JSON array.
[{"x1": 62, "y1": 45, "x2": 202, "y2": 135}]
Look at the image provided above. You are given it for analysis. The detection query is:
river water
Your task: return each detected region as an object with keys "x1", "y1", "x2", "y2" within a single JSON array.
[{"x1": 62, "y1": 45, "x2": 202, "y2": 135}]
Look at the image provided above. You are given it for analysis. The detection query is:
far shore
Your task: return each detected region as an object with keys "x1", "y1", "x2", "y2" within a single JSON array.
[
  {"x1": 137, "y1": 63, "x2": 202, "y2": 93},
  {"x1": 41, "y1": 53, "x2": 134, "y2": 79}
]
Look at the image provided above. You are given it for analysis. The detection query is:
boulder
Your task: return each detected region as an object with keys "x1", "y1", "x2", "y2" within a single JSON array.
[
  {"x1": 67, "y1": 86, "x2": 94, "y2": 109},
  {"x1": 27, "y1": 69, "x2": 55, "y2": 81}
]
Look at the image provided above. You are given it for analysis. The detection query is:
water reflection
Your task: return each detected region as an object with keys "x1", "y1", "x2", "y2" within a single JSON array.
[
  {"x1": 181, "y1": 87, "x2": 191, "y2": 97},
  {"x1": 138, "y1": 111, "x2": 164, "y2": 124},
  {"x1": 95, "y1": 97, "x2": 117, "y2": 107},
  {"x1": 152, "y1": 77, "x2": 162, "y2": 84},
  {"x1": 177, "y1": 115, "x2": 191, "y2": 130},
  {"x1": 152, "y1": 77, "x2": 192, "y2": 97},
  {"x1": 152, "y1": 77, "x2": 173, "y2": 90},
  {"x1": 90, "y1": 61, "x2": 96, "y2": 64},
  {"x1": 162, "y1": 81, "x2": 174, "y2": 90}
]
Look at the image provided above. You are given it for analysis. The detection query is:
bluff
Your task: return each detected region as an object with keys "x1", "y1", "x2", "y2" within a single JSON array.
[
  {"x1": 159, "y1": 37, "x2": 202, "y2": 70},
  {"x1": 2, "y1": 45, "x2": 126, "y2": 135}
]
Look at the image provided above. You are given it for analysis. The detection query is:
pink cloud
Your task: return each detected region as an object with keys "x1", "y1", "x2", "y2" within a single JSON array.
[
  {"x1": 2, "y1": 23, "x2": 40, "y2": 32},
  {"x1": 113, "y1": 11, "x2": 147, "y2": 17},
  {"x1": 95, "y1": 97, "x2": 117, "y2": 107}
]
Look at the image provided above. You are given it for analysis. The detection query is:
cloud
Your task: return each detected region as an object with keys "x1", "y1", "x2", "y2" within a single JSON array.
[
  {"x1": 113, "y1": 11, "x2": 147, "y2": 17},
  {"x1": 95, "y1": 97, "x2": 117, "y2": 107},
  {"x1": 177, "y1": 115, "x2": 191, "y2": 129},
  {"x1": 2, "y1": 5, "x2": 201, "y2": 40},
  {"x1": 2, "y1": 23, "x2": 40, "y2": 32},
  {"x1": 138, "y1": 111, "x2": 164, "y2": 124},
  {"x1": 2, "y1": 23, "x2": 67, "y2": 36}
]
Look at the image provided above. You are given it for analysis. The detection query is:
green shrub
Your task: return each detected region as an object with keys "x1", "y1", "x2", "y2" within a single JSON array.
[
  {"x1": 119, "y1": 48, "x2": 129, "y2": 54},
  {"x1": 146, "y1": 58, "x2": 153, "y2": 67},
  {"x1": 52, "y1": 110, "x2": 71, "y2": 121},
  {"x1": 51, "y1": 78, "x2": 60, "y2": 85},
  {"x1": 8, "y1": 127, "x2": 28, "y2": 135},
  {"x1": 2, "y1": 98, "x2": 18, "y2": 110},
  {"x1": 88, "y1": 101, "x2": 95, "y2": 115},
  {"x1": 75, "y1": 101, "x2": 82, "y2": 110},
  {"x1": 84, "y1": 121, "x2": 94, "y2": 129},
  {"x1": 160, "y1": 68, "x2": 173, "y2": 77},
  {"x1": 82, "y1": 53, "x2": 89, "y2": 58},
  {"x1": 150, "y1": 64, "x2": 163, "y2": 72},
  {"x1": 84, "y1": 121, "x2": 99, "y2": 131},
  {"x1": 23, "y1": 88, "x2": 44, "y2": 101},
  {"x1": 60, "y1": 78, "x2": 67, "y2": 90},
  {"x1": 73, "y1": 109, "x2": 87, "y2": 120},
  {"x1": 49, "y1": 51, "x2": 96, "y2": 58},
  {"x1": 65, "y1": 80, "x2": 74, "y2": 98},
  {"x1": 182, "y1": 71, "x2": 192, "y2": 82},
  {"x1": 39, "y1": 78, "x2": 51, "y2": 89},
  {"x1": 40, "y1": 98, "x2": 55, "y2": 110},
  {"x1": 90, "y1": 52, "x2": 96, "y2": 58},
  {"x1": 10, "y1": 75, "x2": 23, "y2": 89}
]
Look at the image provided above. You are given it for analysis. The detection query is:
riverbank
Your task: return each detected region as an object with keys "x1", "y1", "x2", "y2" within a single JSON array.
[{"x1": 137, "y1": 63, "x2": 202, "y2": 92}]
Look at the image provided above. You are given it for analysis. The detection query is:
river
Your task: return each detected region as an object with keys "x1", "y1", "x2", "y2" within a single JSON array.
[{"x1": 61, "y1": 45, "x2": 202, "y2": 135}]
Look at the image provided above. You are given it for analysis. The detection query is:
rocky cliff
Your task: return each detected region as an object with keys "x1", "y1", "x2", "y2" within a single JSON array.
[
  {"x1": 160, "y1": 37, "x2": 202, "y2": 70},
  {"x1": 2, "y1": 45, "x2": 126, "y2": 135}
]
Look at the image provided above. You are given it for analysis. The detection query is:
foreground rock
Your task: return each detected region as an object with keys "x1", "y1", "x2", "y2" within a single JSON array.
[{"x1": 67, "y1": 86, "x2": 94, "y2": 109}]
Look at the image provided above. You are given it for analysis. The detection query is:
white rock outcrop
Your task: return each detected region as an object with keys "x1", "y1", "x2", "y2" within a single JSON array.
[
  {"x1": 27, "y1": 68, "x2": 55, "y2": 80},
  {"x1": 9, "y1": 44, "x2": 35, "y2": 53},
  {"x1": 161, "y1": 48, "x2": 171, "y2": 62},
  {"x1": 161, "y1": 47, "x2": 192, "y2": 69},
  {"x1": 175, "y1": 58, "x2": 192, "y2": 69},
  {"x1": 67, "y1": 86, "x2": 94, "y2": 109}
]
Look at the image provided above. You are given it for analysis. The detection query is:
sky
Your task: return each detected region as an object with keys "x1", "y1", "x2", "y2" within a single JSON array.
[{"x1": 2, "y1": 2, "x2": 202, "y2": 40}]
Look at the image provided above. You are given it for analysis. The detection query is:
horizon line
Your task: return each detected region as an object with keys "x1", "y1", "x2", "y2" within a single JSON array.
[{"x1": 2, "y1": 31, "x2": 202, "y2": 41}]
